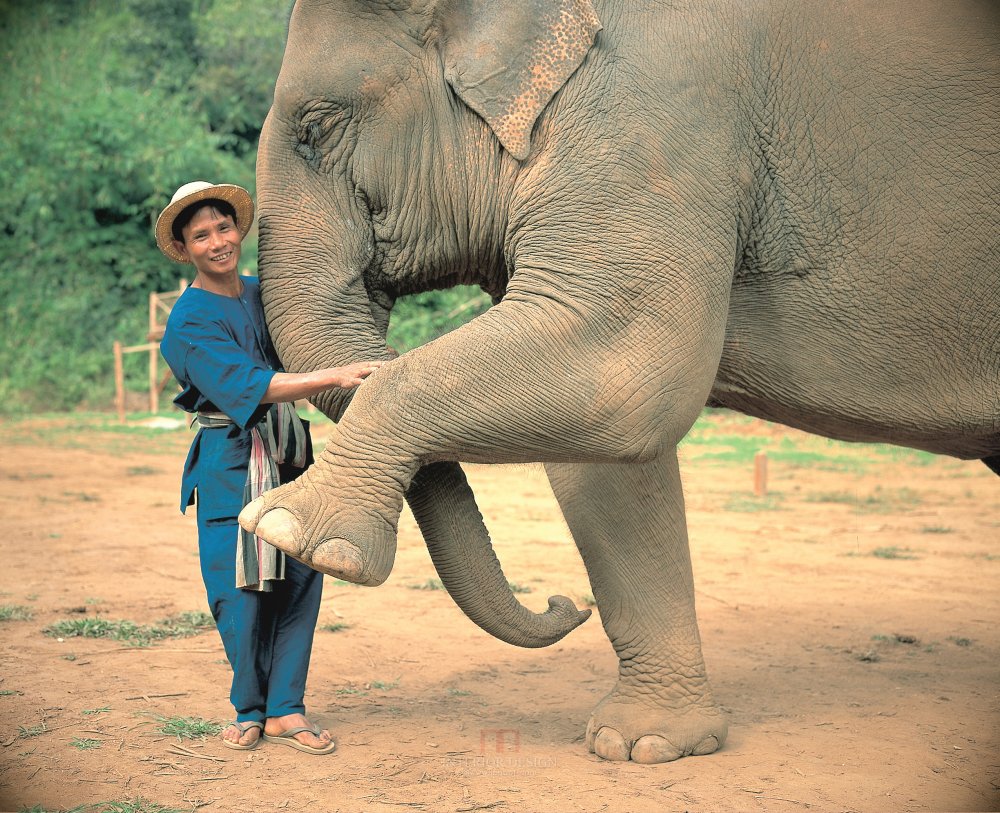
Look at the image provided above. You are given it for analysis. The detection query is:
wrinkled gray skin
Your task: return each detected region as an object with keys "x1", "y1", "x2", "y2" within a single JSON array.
[{"x1": 240, "y1": 0, "x2": 1000, "y2": 763}]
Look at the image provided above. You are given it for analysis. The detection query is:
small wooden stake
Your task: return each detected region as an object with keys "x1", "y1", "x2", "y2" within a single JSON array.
[
  {"x1": 753, "y1": 451, "x2": 768, "y2": 496},
  {"x1": 114, "y1": 340, "x2": 125, "y2": 425}
]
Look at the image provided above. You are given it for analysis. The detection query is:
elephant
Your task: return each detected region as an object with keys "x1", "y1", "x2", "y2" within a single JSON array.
[{"x1": 238, "y1": 0, "x2": 1000, "y2": 763}]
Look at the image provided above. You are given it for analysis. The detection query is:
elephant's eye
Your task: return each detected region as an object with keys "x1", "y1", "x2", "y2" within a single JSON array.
[{"x1": 294, "y1": 101, "x2": 351, "y2": 169}]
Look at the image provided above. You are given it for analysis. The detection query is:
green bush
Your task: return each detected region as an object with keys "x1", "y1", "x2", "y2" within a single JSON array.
[
  {"x1": 0, "y1": 1, "x2": 254, "y2": 412},
  {"x1": 0, "y1": 0, "x2": 490, "y2": 413}
]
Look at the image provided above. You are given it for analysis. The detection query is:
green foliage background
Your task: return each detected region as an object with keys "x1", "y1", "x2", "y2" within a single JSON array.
[{"x1": 0, "y1": 0, "x2": 489, "y2": 414}]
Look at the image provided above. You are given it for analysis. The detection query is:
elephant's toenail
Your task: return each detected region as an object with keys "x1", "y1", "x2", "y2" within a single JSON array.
[{"x1": 311, "y1": 538, "x2": 366, "y2": 582}]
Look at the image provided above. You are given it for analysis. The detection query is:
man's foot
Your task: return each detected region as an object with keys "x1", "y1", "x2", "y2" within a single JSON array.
[
  {"x1": 263, "y1": 713, "x2": 335, "y2": 754},
  {"x1": 221, "y1": 720, "x2": 262, "y2": 750}
]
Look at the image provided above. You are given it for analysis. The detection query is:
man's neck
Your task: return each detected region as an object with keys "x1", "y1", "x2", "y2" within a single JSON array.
[{"x1": 193, "y1": 270, "x2": 244, "y2": 298}]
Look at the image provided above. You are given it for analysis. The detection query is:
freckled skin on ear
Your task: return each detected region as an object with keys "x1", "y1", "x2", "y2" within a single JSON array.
[
  {"x1": 248, "y1": 0, "x2": 1000, "y2": 763},
  {"x1": 442, "y1": 0, "x2": 602, "y2": 158}
]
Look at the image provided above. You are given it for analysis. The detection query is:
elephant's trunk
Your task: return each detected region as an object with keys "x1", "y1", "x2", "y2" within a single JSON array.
[
  {"x1": 255, "y1": 121, "x2": 588, "y2": 646},
  {"x1": 408, "y1": 464, "x2": 591, "y2": 647}
]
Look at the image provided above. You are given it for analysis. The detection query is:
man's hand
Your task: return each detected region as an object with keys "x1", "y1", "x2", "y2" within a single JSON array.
[
  {"x1": 263, "y1": 360, "x2": 388, "y2": 404},
  {"x1": 332, "y1": 360, "x2": 386, "y2": 388}
]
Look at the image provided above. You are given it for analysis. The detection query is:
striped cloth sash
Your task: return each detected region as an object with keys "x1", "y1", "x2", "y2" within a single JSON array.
[{"x1": 197, "y1": 403, "x2": 308, "y2": 592}]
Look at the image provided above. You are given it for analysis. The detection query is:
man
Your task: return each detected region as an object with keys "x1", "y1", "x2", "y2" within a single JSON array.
[{"x1": 156, "y1": 181, "x2": 382, "y2": 754}]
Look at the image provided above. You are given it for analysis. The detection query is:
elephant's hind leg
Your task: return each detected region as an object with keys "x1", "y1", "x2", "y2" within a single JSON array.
[{"x1": 546, "y1": 452, "x2": 727, "y2": 763}]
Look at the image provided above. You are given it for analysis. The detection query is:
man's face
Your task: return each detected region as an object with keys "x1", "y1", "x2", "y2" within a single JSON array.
[{"x1": 173, "y1": 205, "x2": 242, "y2": 277}]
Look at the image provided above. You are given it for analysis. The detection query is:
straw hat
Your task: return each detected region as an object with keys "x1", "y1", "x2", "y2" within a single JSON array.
[{"x1": 155, "y1": 181, "x2": 254, "y2": 263}]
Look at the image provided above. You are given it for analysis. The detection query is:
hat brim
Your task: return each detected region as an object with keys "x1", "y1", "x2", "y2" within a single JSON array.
[{"x1": 155, "y1": 184, "x2": 255, "y2": 263}]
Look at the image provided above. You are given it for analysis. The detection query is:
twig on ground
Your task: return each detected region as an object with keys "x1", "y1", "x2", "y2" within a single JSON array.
[
  {"x1": 695, "y1": 588, "x2": 739, "y2": 608},
  {"x1": 167, "y1": 743, "x2": 226, "y2": 763},
  {"x1": 125, "y1": 692, "x2": 189, "y2": 700},
  {"x1": 145, "y1": 566, "x2": 188, "y2": 581},
  {"x1": 741, "y1": 789, "x2": 813, "y2": 808}
]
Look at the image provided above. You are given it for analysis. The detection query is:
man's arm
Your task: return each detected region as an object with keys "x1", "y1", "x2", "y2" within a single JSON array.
[{"x1": 262, "y1": 361, "x2": 385, "y2": 404}]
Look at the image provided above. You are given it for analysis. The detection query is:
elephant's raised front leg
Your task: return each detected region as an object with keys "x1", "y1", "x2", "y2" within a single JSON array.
[
  {"x1": 546, "y1": 454, "x2": 727, "y2": 763},
  {"x1": 239, "y1": 280, "x2": 723, "y2": 586}
]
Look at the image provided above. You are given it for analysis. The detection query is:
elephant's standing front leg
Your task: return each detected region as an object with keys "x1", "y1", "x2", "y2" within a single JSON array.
[{"x1": 546, "y1": 452, "x2": 727, "y2": 764}]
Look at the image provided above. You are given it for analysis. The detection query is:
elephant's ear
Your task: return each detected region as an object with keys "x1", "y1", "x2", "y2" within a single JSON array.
[{"x1": 439, "y1": 0, "x2": 602, "y2": 160}]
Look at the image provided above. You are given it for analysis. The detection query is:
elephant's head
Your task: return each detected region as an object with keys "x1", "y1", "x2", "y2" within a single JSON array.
[{"x1": 254, "y1": 0, "x2": 602, "y2": 647}]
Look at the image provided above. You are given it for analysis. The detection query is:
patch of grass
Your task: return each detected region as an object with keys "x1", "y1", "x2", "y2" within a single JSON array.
[
  {"x1": 0, "y1": 414, "x2": 194, "y2": 457},
  {"x1": 408, "y1": 578, "x2": 445, "y2": 591},
  {"x1": 947, "y1": 636, "x2": 973, "y2": 647},
  {"x1": 805, "y1": 486, "x2": 922, "y2": 513},
  {"x1": 82, "y1": 706, "x2": 111, "y2": 715},
  {"x1": 154, "y1": 715, "x2": 221, "y2": 741},
  {"x1": 447, "y1": 687, "x2": 471, "y2": 697},
  {"x1": 18, "y1": 806, "x2": 88, "y2": 813},
  {"x1": 70, "y1": 737, "x2": 102, "y2": 750},
  {"x1": 680, "y1": 429, "x2": 870, "y2": 472},
  {"x1": 507, "y1": 581, "x2": 533, "y2": 594},
  {"x1": 919, "y1": 525, "x2": 954, "y2": 534},
  {"x1": 155, "y1": 611, "x2": 214, "y2": 635},
  {"x1": 62, "y1": 653, "x2": 77, "y2": 662},
  {"x1": 0, "y1": 604, "x2": 34, "y2": 621},
  {"x1": 370, "y1": 679, "x2": 399, "y2": 691},
  {"x1": 125, "y1": 466, "x2": 160, "y2": 476},
  {"x1": 856, "y1": 649, "x2": 881, "y2": 663},
  {"x1": 0, "y1": 689, "x2": 23, "y2": 696},
  {"x1": 62, "y1": 491, "x2": 101, "y2": 502},
  {"x1": 18, "y1": 723, "x2": 47, "y2": 739},
  {"x1": 44, "y1": 611, "x2": 213, "y2": 647},
  {"x1": 336, "y1": 686, "x2": 369, "y2": 696},
  {"x1": 871, "y1": 546, "x2": 920, "y2": 560},
  {"x1": 723, "y1": 494, "x2": 784, "y2": 512},
  {"x1": 871, "y1": 633, "x2": 919, "y2": 645},
  {"x1": 45, "y1": 618, "x2": 148, "y2": 645},
  {"x1": 95, "y1": 801, "x2": 185, "y2": 813},
  {"x1": 320, "y1": 622, "x2": 350, "y2": 633}
]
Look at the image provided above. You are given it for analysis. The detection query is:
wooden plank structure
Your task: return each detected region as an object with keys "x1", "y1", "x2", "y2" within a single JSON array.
[{"x1": 113, "y1": 280, "x2": 187, "y2": 423}]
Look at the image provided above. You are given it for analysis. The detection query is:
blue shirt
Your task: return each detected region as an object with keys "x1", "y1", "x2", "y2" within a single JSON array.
[{"x1": 161, "y1": 277, "x2": 281, "y2": 520}]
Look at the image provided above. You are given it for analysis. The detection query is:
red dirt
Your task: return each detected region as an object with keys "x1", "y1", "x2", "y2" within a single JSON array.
[{"x1": 0, "y1": 413, "x2": 997, "y2": 812}]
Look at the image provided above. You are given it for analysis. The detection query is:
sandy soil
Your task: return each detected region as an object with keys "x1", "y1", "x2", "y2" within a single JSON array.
[{"x1": 0, "y1": 412, "x2": 997, "y2": 813}]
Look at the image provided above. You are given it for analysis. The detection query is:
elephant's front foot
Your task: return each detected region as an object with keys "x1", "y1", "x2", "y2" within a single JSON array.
[
  {"x1": 586, "y1": 687, "x2": 728, "y2": 764},
  {"x1": 238, "y1": 474, "x2": 397, "y2": 586}
]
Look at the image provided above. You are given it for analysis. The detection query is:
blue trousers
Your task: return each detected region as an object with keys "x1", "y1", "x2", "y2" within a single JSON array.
[{"x1": 197, "y1": 513, "x2": 323, "y2": 723}]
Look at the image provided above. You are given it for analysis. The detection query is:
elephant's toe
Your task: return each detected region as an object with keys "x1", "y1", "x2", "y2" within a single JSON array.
[
  {"x1": 311, "y1": 537, "x2": 386, "y2": 585},
  {"x1": 590, "y1": 726, "x2": 631, "y2": 762},
  {"x1": 692, "y1": 733, "x2": 722, "y2": 756},
  {"x1": 631, "y1": 734, "x2": 684, "y2": 764},
  {"x1": 243, "y1": 505, "x2": 305, "y2": 557}
]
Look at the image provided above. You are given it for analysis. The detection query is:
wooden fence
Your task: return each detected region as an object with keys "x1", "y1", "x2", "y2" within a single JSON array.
[{"x1": 113, "y1": 280, "x2": 187, "y2": 423}]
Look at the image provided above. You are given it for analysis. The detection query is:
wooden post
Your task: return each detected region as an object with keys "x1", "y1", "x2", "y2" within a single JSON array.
[
  {"x1": 114, "y1": 340, "x2": 125, "y2": 424},
  {"x1": 753, "y1": 451, "x2": 768, "y2": 497},
  {"x1": 148, "y1": 291, "x2": 158, "y2": 414}
]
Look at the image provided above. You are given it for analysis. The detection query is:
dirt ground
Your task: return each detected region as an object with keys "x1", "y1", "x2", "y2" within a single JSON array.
[{"x1": 0, "y1": 411, "x2": 997, "y2": 813}]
